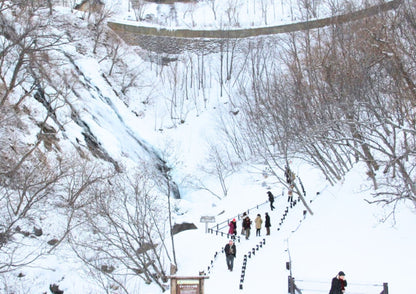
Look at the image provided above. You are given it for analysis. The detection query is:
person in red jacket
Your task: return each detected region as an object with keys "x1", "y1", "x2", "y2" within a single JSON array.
[
  {"x1": 329, "y1": 271, "x2": 347, "y2": 294},
  {"x1": 228, "y1": 220, "x2": 235, "y2": 235}
]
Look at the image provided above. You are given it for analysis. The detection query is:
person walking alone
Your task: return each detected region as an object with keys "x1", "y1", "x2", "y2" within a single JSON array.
[
  {"x1": 255, "y1": 214, "x2": 262, "y2": 236},
  {"x1": 265, "y1": 212, "x2": 271, "y2": 235},
  {"x1": 267, "y1": 191, "x2": 275, "y2": 211},
  {"x1": 224, "y1": 240, "x2": 237, "y2": 271},
  {"x1": 329, "y1": 271, "x2": 347, "y2": 294}
]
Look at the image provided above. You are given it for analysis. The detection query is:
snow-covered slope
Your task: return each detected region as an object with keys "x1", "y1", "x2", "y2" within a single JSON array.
[
  {"x1": 174, "y1": 163, "x2": 416, "y2": 294},
  {"x1": 1, "y1": 1, "x2": 414, "y2": 293}
]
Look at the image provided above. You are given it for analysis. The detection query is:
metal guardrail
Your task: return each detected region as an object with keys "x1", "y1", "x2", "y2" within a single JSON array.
[
  {"x1": 208, "y1": 196, "x2": 279, "y2": 232},
  {"x1": 292, "y1": 279, "x2": 389, "y2": 294}
]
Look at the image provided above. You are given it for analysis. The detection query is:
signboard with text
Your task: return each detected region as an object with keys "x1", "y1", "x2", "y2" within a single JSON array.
[
  {"x1": 169, "y1": 276, "x2": 209, "y2": 294},
  {"x1": 177, "y1": 279, "x2": 200, "y2": 294},
  {"x1": 200, "y1": 216, "x2": 215, "y2": 223},
  {"x1": 200, "y1": 216, "x2": 216, "y2": 233}
]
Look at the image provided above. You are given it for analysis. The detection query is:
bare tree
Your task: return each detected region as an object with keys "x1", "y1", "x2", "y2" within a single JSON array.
[
  {"x1": 131, "y1": 0, "x2": 146, "y2": 21},
  {"x1": 70, "y1": 167, "x2": 173, "y2": 292},
  {"x1": 89, "y1": 6, "x2": 113, "y2": 55},
  {"x1": 221, "y1": 36, "x2": 316, "y2": 214},
  {"x1": 0, "y1": 93, "x2": 113, "y2": 274},
  {"x1": 227, "y1": 1, "x2": 416, "y2": 213},
  {"x1": 0, "y1": 2, "x2": 68, "y2": 107},
  {"x1": 0, "y1": 144, "x2": 65, "y2": 273},
  {"x1": 198, "y1": 144, "x2": 237, "y2": 199}
]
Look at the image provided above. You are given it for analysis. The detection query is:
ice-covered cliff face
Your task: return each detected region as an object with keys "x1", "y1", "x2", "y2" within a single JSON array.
[
  {"x1": 0, "y1": 4, "x2": 180, "y2": 198},
  {"x1": 55, "y1": 52, "x2": 181, "y2": 198}
]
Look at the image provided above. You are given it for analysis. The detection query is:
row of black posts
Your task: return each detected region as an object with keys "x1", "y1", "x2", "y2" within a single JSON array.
[
  {"x1": 203, "y1": 191, "x2": 300, "y2": 288},
  {"x1": 206, "y1": 228, "x2": 241, "y2": 243},
  {"x1": 201, "y1": 250, "x2": 218, "y2": 276},
  {"x1": 278, "y1": 206, "x2": 289, "y2": 229},
  {"x1": 239, "y1": 238, "x2": 266, "y2": 290}
]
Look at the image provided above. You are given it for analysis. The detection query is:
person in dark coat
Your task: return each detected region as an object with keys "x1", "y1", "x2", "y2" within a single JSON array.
[
  {"x1": 267, "y1": 191, "x2": 275, "y2": 211},
  {"x1": 241, "y1": 212, "x2": 247, "y2": 235},
  {"x1": 329, "y1": 271, "x2": 347, "y2": 294},
  {"x1": 231, "y1": 218, "x2": 237, "y2": 237},
  {"x1": 243, "y1": 215, "x2": 251, "y2": 240},
  {"x1": 265, "y1": 212, "x2": 271, "y2": 235},
  {"x1": 224, "y1": 239, "x2": 237, "y2": 271}
]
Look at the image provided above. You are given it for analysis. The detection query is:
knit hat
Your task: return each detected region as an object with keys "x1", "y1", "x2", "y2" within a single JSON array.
[{"x1": 338, "y1": 271, "x2": 345, "y2": 276}]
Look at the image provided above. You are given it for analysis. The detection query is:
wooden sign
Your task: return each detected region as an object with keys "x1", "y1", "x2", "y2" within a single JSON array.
[{"x1": 169, "y1": 276, "x2": 209, "y2": 294}]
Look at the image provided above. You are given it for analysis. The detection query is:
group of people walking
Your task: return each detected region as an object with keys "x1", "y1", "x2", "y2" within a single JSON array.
[
  {"x1": 223, "y1": 189, "x2": 348, "y2": 294},
  {"x1": 229, "y1": 211, "x2": 272, "y2": 240},
  {"x1": 225, "y1": 190, "x2": 275, "y2": 271},
  {"x1": 228, "y1": 190, "x2": 275, "y2": 240}
]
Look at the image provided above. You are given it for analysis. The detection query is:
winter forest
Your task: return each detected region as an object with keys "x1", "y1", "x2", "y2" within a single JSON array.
[{"x1": 0, "y1": 0, "x2": 415, "y2": 293}]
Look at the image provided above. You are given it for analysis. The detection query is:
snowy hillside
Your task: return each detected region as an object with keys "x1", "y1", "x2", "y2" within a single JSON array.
[
  {"x1": 174, "y1": 163, "x2": 416, "y2": 294},
  {"x1": 0, "y1": 0, "x2": 415, "y2": 294}
]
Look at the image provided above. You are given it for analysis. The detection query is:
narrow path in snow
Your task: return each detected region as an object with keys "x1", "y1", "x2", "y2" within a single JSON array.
[{"x1": 202, "y1": 194, "x2": 308, "y2": 293}]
